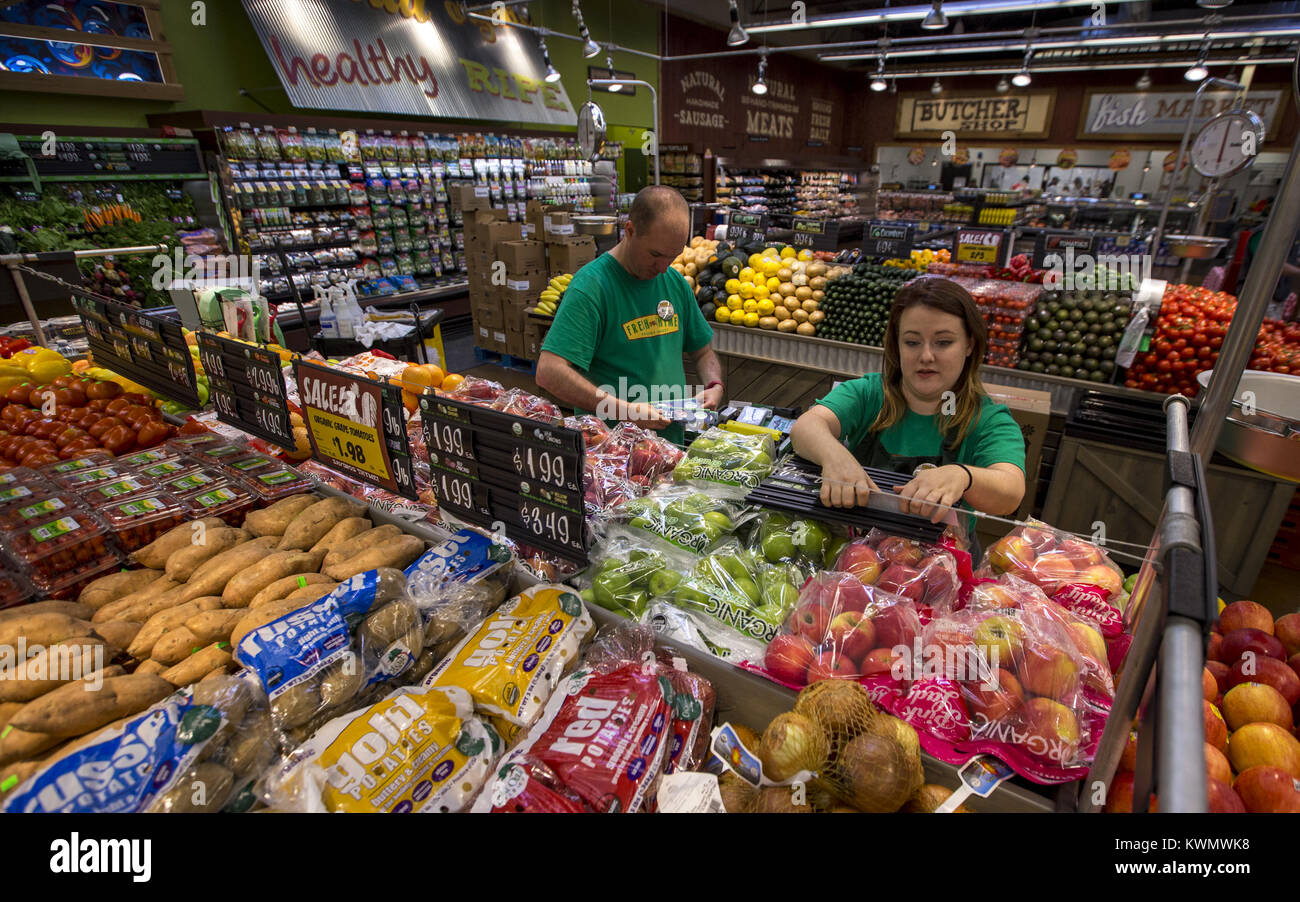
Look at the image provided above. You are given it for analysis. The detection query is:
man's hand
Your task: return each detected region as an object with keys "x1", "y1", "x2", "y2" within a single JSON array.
[
  {"x1": 623, "y1": 402, "x2": 673, "y2": 431},
  {"x1": 820, "y1": 450, "x2": 878, "y2": 508},
  {"x1": 695, "y1": 384, "x2": 725, "y2": 410},
  {"x1": 896, "y1": 465, "x2": 967, "y2": 523}
]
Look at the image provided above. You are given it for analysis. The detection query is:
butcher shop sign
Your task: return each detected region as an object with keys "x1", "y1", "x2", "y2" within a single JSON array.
[{"x1": 896, "y1": 92, "x2": 1055, "y2": 139}]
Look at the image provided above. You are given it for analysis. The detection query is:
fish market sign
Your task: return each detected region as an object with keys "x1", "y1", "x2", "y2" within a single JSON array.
[
  {"x1": 241, "y1": 0, "x2": 574, "y2": 124},
  {"x1": 1079, "y1": 89, "x2": 1284, "y2": 139}
]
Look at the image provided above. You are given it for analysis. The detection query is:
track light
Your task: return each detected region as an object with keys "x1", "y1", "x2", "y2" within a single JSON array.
[
  {"x1": 1136, "y1": 70, "x2": 1152, "y2": 90},
  {"x1": 752, "y1": 51, "x2": 768, "y2": 95},
  {"x1": 605, "y1": 54, "x2": 621, "y2": 91},
  {"x1": 921, "y1": 1, "x2": 948, "y2": 30},
  {"x1": 728, "y1": 0, "x2": 749, "y2": 47},
  {"x1": 996, "y1": 75, "x2": 1009, "y2": 92},
  {"x1": 1184, "y1": 45, "x2": 1210, "y2": 81},
  {"x1": 572, "y1": 0, "x2": 600, "y2": 58},
  {"x1": 871, "y1": 55, "x2": 887, "y2": 91},
  {"x1": 931, "y1": 78, "x2": 942, "y2": 95},
  {"x1": 538, "y1": 38, "x2": 561, "y2": 84},
  {"x1": 1197, "y1": 0, "x2": 1233, "y2": 7},
  {"x1": 1011, "y1": 47, "x2": 1032, "y2": 86}
]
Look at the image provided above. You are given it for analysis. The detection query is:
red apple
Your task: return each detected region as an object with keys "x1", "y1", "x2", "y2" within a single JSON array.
[
  {"x1": 835, "y1": 543, "x2": 882, "y2": 585},
  {"x1": 988, "y1": 534, "x2": 1035, "y2": 573},
  {"x1": 1226, "y1": 722, "x2": 1300, "y2": 779},
  {"x1": 1233, "y1": 765, "x2": 1300, "y2": 813},
  {"x1": 877, "y1": 563, "x2": 924, "y2": 602},
  {"x1": 969, "y1": 583, "x2": 1021, "y2": 611},
  {"x1": 916, "y1": 555, "x2": 957, "y2": 604},
  {"x1": 1018, "y1": 646, "x2": 1081, "y2": 701},
  {"x1": 1221, "y1": 682, "x2": 1293, "y2": 732},
  {"x1": 1058, "y1": 537, "x2": 1103, "y2": 568},
  {"x1": 1205, "y1": 660, "x2": 1231, "y2": 696},
  {"x1": 786, "y1": 603, "x2": 831, "y2": 645},
  {"x1": 963, "y1": 668, "x2": 1025, "y2": 723},
  {"x1": 826, "y1": 577, "x2": 872, "y2": 615},
  {"x1": 1220, "y1": 628, "x2": 1286, "y2": 665},
  {"x1": 1207, "y1": 632, "x2": 1224, "y2": 663},
  {"x1": 1205, "y1": 700, "x2": 1228, "y2": 751},
  {"x1": 1206, "y1": 778, "x2": 1246, "y2": 813},
  {"x1": 1227, "y1": 656, "x2": 1300, "y2": 706},
  {"x1": 861, "y1": 647, "x2": 903, "y2": 678},
  {"x1": 876, "y1": 535, "x2": 924, "y2": 567},
  {"x1": 1076, "y1": 564, "x2": 1122, "y2": 597},
  {"x1": 839, "y1": 616, "x2": 877, "y2": 663},
  {"x1": 1205, "y1": 742, "x2": 1233, "y2": 785},
  {"x1": 872, "y1": 605, "x2": 920, "y2": 652},
  {"x1": 1028, "y1": 554, "x2": 1078, "y2": 588},
  {"x1": 764, "y1": 634, "x2": 816, "y2": 686},
  {"x1": 807, "y1": 650, "x2": 859, "y2": 683},
  {"x1": 1106, "y1": 772, "x2": 1158, "y2": 813},
  {"x1": 1219, "y1": 600, "x2": 1274, "y2": 635},
  {"x1": 1021, "y1": 526, "x2": 1057, "y2": 553},
  {"x1": 1020, "y1": 697, "x2": 1080, "y2": 760},
  {"x1": 1274, "y1": 613, "x2": 1300, "y2": 657},
  {"x1": 1066, "y1": 621, "x2": 1108, "y2": 667},
  {"x1": 973, "y1": 615, "x2": 1026, "y2": 672},
  {"x1": 1290, "y1": 651, "x2": 1300, "y2": 682},
  {"x1": 1202, "y1": 667, "x2": 1218, "y2": 703}
]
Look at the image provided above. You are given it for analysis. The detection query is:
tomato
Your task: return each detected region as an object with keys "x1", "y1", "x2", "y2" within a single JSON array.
[
  {"x1": 55, "y1": 387, "x2": 86, "y2": 409},
  {"x1": 104, "y1": 398, "x2": 132, "y2": 416},
  {"x1": 121, "y1": 407, "x2": 151, "y2": 430},
  {"x1": 100, "y1": 425, "x2": 134, "y2": 455},
  {"x1": 1157, "y1": 360, "x2": 1172, "y2": 373},
  {"x1": 135, "y1": 420, "x2": 170, "y2": 449},
  {"x1": 5, "y1": 384, "x2": 33, "y2": 405},
  {"x1": 88, "y1": 416, "x2": 125, "y2": 440},
  {"x1": 54, "y1": 427, "x2": 88, "y2": 449},
  {"x1": 121, "y1": 393, "x2": 152, "y2": 407},
  {"x1": 83, "y1": 380, "x2": 122, "y2": 401},
  {"x1": 0, "y1": 404, "x2": 22, "y2": 423},
  {"x1": 178, "y1": 420, "x2": 211, "y2": 436}
]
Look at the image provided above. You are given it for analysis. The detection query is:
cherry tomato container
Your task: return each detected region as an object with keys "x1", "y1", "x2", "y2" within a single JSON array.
[
  {"x1": 39, "y1": 451, "x2": 115, "y2": 479},
  {"x1": 0, "y1": 488, "x2": 87, "y2": 532},
  {"x1": 83, "y1": 473, "x2": 163, "y2": 509},
  {"x1": 117, "y1": 448, "x2": 178, "y2": 470},
  {"x1": 1, "y1": 510, "x2": 119, "y2": 591},
  {"x1": 0, "y1": 467, "x2": 51, "y2": 494},
  {"x1": 30, "y1": 550, "x2": 126, "y2": 601},
  {"x1": 164, "y1": 433, "x2": 229, "y2": 457},
  {"x1": 220, "y1": 453, "x2": 280, "y2": 480},
  {"x1": 0, "y1": 560, "x2": 35, "y2": 609},
  {"x1": 95, "y1": 491, "x2": 189, "y2": 554},
  {"x1": 177, "y1": 479, "x2": 256, "y2": 527},
  {"x1": 51, "y1": 465, "x2": 131, "y2": 493},
  {"x1": 134, "y1": 457, "x2": 193, "y2": 481},
  {"x1": 237, "y1": 465, "x2": 313, "y2": 504},
  {"x1": 155, "y1": 466, "x2": 225, "y2": 499}
]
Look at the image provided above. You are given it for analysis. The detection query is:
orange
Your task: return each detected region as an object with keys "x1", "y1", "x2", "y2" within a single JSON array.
[
  {"x1": 425, "y1": 364, "x2": 445, "y2": 388},
  {"x1": 401, "y1": 390, "x2": 419, "y2": 414},
  {"x1": 401, "y1": 365, "x2": 433, "y2": 391},
  {"x1": 440, "y1": 373, "x2": 464, "y2": 392}
]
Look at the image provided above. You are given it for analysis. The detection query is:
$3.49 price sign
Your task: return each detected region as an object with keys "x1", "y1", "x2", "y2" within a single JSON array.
[
  {"x1": 294, "y1": 360, "x2": 416, "y2": 500},
  {"x1": 196, "y1": 332, "x2": 294, "y2": 447}
]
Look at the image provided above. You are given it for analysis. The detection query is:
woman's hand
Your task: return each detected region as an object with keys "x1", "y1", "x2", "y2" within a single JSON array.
[
  {"x1": 820, "y1": 449, "x2": 879, "y2": 508},
  {"x1": 896, "y1": 465, "x2": 968, "y2": 523}
]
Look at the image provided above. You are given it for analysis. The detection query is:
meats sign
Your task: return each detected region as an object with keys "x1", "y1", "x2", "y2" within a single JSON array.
[{"x1": 241, "y1": 0, "x2": 574, "y2": 125}]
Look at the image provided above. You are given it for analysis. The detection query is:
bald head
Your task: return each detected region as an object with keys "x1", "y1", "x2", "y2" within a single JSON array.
[
  {"x1": 629, "y1": 185, "x2": 689, "y2": 234},
  {"x1": 618, "y1": 185, "x2": 690, "y2": 280}
]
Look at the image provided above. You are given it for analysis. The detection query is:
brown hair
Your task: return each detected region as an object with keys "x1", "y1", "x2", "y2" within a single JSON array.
[
  {"x1": 628, "y1": 185, "x2": 688, "y2": 233},
  {"x1": 871, "y1": 276, "x2": 989, "y2": 448}
]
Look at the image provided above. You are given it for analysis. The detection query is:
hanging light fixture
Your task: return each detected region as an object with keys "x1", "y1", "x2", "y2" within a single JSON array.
[
  {"x1": 871, "y1": 40, "x2": 888, "y2": 92},
  {"x1": 538, "y1": 38, "x2": 561, "y2": 84},
  {"x1": 1136, "y1": 70, "x2": 1152, "y2": 90},
  {"x1": 996, "y1": 74, "x2": 1010, "y2": 93},
  {"x1": 727, "y1": 0, "x2": 749, "y2": 47},
  {"x1": 931, "y1": 78, "x2": 942, "y2": 95},
  {"x1": 572, "y1": 0, "x2": 600, "y2": 58},
  {"x1": 605, "y1": 52, "x2": 622, "y2": 91},
  {"x1": 752, "y1": 50, "x2": 768, "y2": 95},
  {"x1": 1012, "y1": 47, "x2": 1032, "y2": 86},
  {"x1": 1184, "y1": 39, "x2": 1210, "y2": 81},
  {"x1": 921, "y1": 1, "x2": 948, "y2": 30},
  {"x1": 1196, "y1": 0, "x2": 1233, "y2": 8}
]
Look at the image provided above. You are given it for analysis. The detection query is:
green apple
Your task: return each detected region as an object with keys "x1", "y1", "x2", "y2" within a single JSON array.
[
  {"x1": 648, "y1": 569, "x2": 682, "y2": 596},
  {"x1": 685, "y1": 493, "x2": 714, "y2": 511},
  {"x1": 823, "y1": 535, "x2": 850, "y2": 568},
  {"x1": 763, "y1": 580, "x2": 799, "y2": 611},
  {"x1": 748, "y1": 451, "x2": 772, "y2": 471},
  {"x1": 664, "y1": 500, "x2": 690, "y2": 520},
  {"x1": 629, "y1": 515, "x2": 656, "y2": 530},
  {"x1": 792, "y1": 519, "x2": 830, "y2": 560},
  {"x1": 715, "y1": 554, "x2": 751, "y2": 582},
  {"x1": 1123, "y1": 572, "x2": 1138, "y2": 594},
  {"x1": 624, "y1": 589, "x2": 650, "y2": 616},
  {"x1": 733, "y1": 576, "x2": 760, "y2": 605},
  {"x1": 674, "y1": 461, "x2": 698, "y2": 480},
  {"x1": 754, "y1": 604, "x2": 786, "y2": 626},
  {"x1": 674, "y1": 584, "x2": 712, "y2": 608},
  {"x1": 700, "y1": 523, "x2": 723, "y2": 545},
  {"x1": 597, "y1": 558, "x2": 623, "y2": 574},
  {"x1": 761, "y1": 529, "x2": 797, "y2": 562},
  {"x1": 702, "y1": 511, "x2": 733, "y2": 532},
  {"x1": 579, "y1": 588, "x2": 597, "y2": 604},
  {"x1": 629, "y1": 549, "x2": 651, "y2": 562}
]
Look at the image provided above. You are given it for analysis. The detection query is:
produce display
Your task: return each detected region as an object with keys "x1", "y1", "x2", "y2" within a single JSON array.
[
  {"x1": 1015, "y1": 289, "x2": 1130, "y2": 382},
  {"x1": 673, "y1": 426, "x2": 775, "y2": 493},
  {"x1": 818, "y1": 263, "x2": 916, "y2": 346},
  {"x1": 881, "y1": 247, "x2": 951, "y2": 272},
  {"x1": 529, "y1": 272, "x2": 574, "y2": 318}
]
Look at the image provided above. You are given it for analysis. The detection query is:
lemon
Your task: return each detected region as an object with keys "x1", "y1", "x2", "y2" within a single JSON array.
[
  {"x1": 780, "y1": 246, "x2": 796, "y2": 259},
  {"x1": 727, "y1": 294, "x2": 743, "y2": 310},
  {"x1": 742, "y1": 299, "x2": 759, "y2": 314},
  {"x1": 715, "y1": 306, "x2": 732, "y2": 323},
  {"x1": 28, "y1": 356, "x2": 72, "y2": 384},
  {"x1": 757, "y1": 299, "x2": 775, "y2": 315},
  {"x1": 739, "y1": 282, "x2": 755, "y2": 299},
  {"x1": 753, "y1": 284, "x2": 769, "y2": 300},
  {"x1": 739, "y1": 266, "x2": 755, "y2": 282},
  {"x1": 766, "y1": 276, "x2": 781, "y2": 292},
  {"x1": 743, "y1": 312, "x2": 760, "y2": 328},
  {"x1": 724, "y1": 278, "x2": 741, "y2": 294}
]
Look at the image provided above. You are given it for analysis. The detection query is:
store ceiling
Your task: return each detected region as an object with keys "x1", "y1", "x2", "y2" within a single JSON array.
[{"x1": 655, "y1": 0, "x2": 1300, "y2": 76}]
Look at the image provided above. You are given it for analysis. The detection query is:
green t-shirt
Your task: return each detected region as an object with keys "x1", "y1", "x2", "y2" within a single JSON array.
[
  {"x1": 815, "y1": 373, "x2": 1026, "y2": 532},
  {"x1": 541, "y1": 251, "x2": 714, "y2": 445}
]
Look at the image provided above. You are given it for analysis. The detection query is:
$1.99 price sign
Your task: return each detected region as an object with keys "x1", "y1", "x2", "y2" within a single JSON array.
[
  {"x1": 294, "y1": 360, "x2": 416, "y2": 500},
  {"x1": 196, "y1": 332, "x2": 293, "y2": 447}
]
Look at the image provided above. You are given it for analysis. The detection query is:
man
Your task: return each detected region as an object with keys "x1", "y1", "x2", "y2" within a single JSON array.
[{"x1": 537, "y1": 185, "x2": 724, "y2": 445}]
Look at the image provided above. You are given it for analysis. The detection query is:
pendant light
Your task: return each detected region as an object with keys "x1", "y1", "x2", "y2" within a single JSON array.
[
  {"x1": 870, "y1": 52, "x2": 888, "y2": 92},
  {"x1": 931, "y1": 78, "x2": 943, "y2": 95},
  {"x1": 921, "y1": 1, "x2": 948, "y2": 30},
  {"x1": 605, "y1": 52, "x2": 622, "y2": 91},
  {"x1": 728, "y1": 0, "x2": 749, "y2": 47},
  {"x1": 573, "y1": 0, "x2": 600, "y2": 58},
  {"x1": 996, "y1": 75, "x2": 1010, "y2": 93},
  {"x1": 752, "y1": 50, "x2": 768, "y2": 95},
  {"x1": 539, "y1": 38, "x2": 561, "y2": 84},
  {"x1": 1136, "y1": 70, "x2": 1152, "y2": 90}
]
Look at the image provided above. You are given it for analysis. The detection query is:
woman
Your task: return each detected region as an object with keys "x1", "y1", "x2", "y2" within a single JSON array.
[{"x1": 790, "y1": 277, "x2": 1026, "y2": 536}]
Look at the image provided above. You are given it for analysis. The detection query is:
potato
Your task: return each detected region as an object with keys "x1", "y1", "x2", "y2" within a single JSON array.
[
  {"x1": 271, "y1": 682, "x2": 320, "y2": 730},
  {"x1": 150, "y1": 627, "x2": 200, "y2": 666},
  {"x1": 92, "y1": 576, "x2": 181, "y2": 623},
  {"x1": 0, "y1": 726, "x2": 62, "y2": 767},
  {"x1": 146, "y1": 761, "x2": 233, "y2": 813},
  {"x1": 309, "y1": 517, "x2": 373, "y2": 556},
  {"x1": 159, "y1": 644, "x2": 233, "y2": 688},
  {"x1": 405, "y1": 649, "x2": 437, "y2": 684},
  {"x1": 92, "y1": 620, "x2": 142, "y2": 651},
  {"x1": 0, "y1": 613, "x2": 94, "y2": 650},
  {"x1": 0, "y1": 639, "x2": 113, "y2": 702},
  {"x1": 9, "y1": 672, "x2": 172, "y2": 737},
  {"x1": 163, "y1": 527, "x2": 251, "y2": 582},
  {"x1": 127, "y1": 599, "x2": 221, "y2": 660},
  {"x1": 249, "y1": 572, "x2": 334, "y2": 609},
  {"x1": 134, "y1": 660, "x2": 167, "y2": 676},
  {"x1": 324, "y1": 535, "x2": 424, "y2": 581},
  {"x1": 276, "y1": 497, "x2": 365, "y2": 551},
  {"x1": 78, "y1": 568, "x2": 163, "y2": 611},
  {"x1": 224, "y1": 714, "x2": 276, "y2": 777},
  {"x1": 116, "y1": 586, "x2": 211, "y2": 625},
  {"x1": 179, "y1": 537, "x2": 279, "y2": 602},
  {"x1": 0, "y1": 601, "x2": 92, "y2": 622},
  {"x1": 131, "y1": 517, "x2": 226, "y2": 569},
  {"x1": 244, "y1": 493, "x2": 318, "y2": 538},
  {"x1": 221, "y1": 550, "x2": 325, "y2": 607},
  {"x1": 360, "y1": 602, "x2": 419, "y2": 648},
  {"x1": 199, "y1": 666, "x2": 231, "y2": 683},
  {"x1": 319, "y1": 653, "x2": 364, "y2": 710},
  {"x1": 191, "y1": 675, "x2": 252, "y2": 730},
  {"x1": 322, "y1": 524, "x2": 401, "y2": 571},
  {"x1": 184, "y1": 610, "x2": 244, "y2": 646}
]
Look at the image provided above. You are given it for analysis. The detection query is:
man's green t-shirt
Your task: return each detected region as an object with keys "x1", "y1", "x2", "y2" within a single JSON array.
[
  {"x1": 541, "y1": 252, "x2": 714, "y2": 445},
  {"x1": 815, "y1": 373, "x2": 1026, "y2": 532}
]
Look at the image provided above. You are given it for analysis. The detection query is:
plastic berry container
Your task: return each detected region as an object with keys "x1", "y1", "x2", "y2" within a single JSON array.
[
  {"x1": 164, "y1": 433, "x2": 229, "y2": 458},
  {"x1": 155, "y1": 467, "x2": 226, "y2": 499},
  {"x1": 39, "y1": 450, "x2": 115, "y2": 478},
  {"x1": 51, "y1": 465, "x2": 131, "y2": 493},
  {"x1": 0, "y1": 478, "x2": 51, "y2": 511},
  {"x1": 83, "y1": 473, "x2": 163, "y2": 509},
  {"x1": 95, "y1": 491, "x2": 189, "y2": 554},
  {"x1": 0, "y1": 467, "x2": 51, "y2": 494},
  {"x1": 220, "y1": 453, "x2": 280, "y2": 480},
  {"x1": 2, "y1": 510, "x2": 118, "y2": 589},
  {"x1": 237, "y1": 465, "x2": 313, "y2": 504},
  {"x1": 0, "y1": 488, "x2": 87, "y2": 532},
  {"x1": 178, "y1": 479, "x2": 256, "y2": 527},
  {"x1": 117, "y1": 448, "x2": 180, "y2": 470},
  {"x1": 185, "y1": 443, "x2": 250, "y2": 467},
  {"x1": 0, "y1": 563, "x2": 35, "y2": 610},
  {"x1": 29, "y1": 549, "x2": 126, "y2": 601},
  {"x1": 135, "y1": 457, "x2": 195, "y2": 481}
]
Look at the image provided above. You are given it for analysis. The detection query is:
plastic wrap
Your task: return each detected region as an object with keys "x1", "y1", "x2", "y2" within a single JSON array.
[
  {"x1": 405, "y1": 527, "x2": 516, "y2": 649},
  {"x1": 672, "y1": 427, "x2": 776, "y2": 495},
  {"x1": 643, "y1": 601, "x2": 769, "y2": 666},
  {"x1": 748, "y1": 510, "x2": 850, "y2": 583},
  {"x1": 489, "y1": 388, "x2": 562, "y2": 425},
  {"x1": 435, "y1": 374, "x2": 504, "y2": 405},
  {"x1": 605, "y1": 484, "x2": 752, "y2": 556},
  {"x1": 660, "y1": 539, "x2": 798, "y2": 646},
  {"x1": 581, "y1": 464, "x2": 640, "y2": 516},
  {"x1": 578, "y1": 541, "x2": 676, "y2": 619},
  {"x1": 587, "y1": 422, "x2": 683, "y2": 490},
  {"x1": 834, "y1": 530, "x2": 963, "y2": 614}
]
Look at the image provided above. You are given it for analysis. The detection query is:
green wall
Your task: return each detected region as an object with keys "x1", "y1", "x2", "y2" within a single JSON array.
[{"x1": 2, "y1": 0, "x2": 658, "y2": 135}]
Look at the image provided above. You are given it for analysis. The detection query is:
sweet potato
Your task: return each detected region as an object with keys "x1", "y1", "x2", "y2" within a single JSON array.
[
  {"x1": 163, "y1": 527, "x2": 251, "y2": 582},
  {"x1": 273, "y1": 582, "x2": 339, "y2": 608},
  {"x1": 134, "y1": 660, "x2": 167, "y2": 676},
  {"x1": 322, "y1": 523, "x2": 401, "y2": 571},
  {"x1": 0, "y1": 702, "x2": 23, "y2": 733},
  {"x1": 150, "y1": 627, "x2": 200, "y2": 666},
  {"x1": 0, "y1": 665, "x2": 126, "y2": 763},
  {"x1": 230, "y1": 597, "x2": 314, "y2": 654},
  {"x1": 324, "y1": 535, "x2": 424, "y2": 581},
  {"x1": 115, "y1": 586, "x2": 201, "y2": 624},
  {"x1": 0, "y1": 613, "x2": 94, "y2": 650},
  {"x1": 159, "y1": 643, "x2": 233, "y2": 688},
  {"x1": 244, "y1": 493, "x2": 318, "y2": 538},
  {"x1": 0, "y1": 639, "x2": 113, "y2": 703},
  {"x1": 78, "y1": 568, "x2": 162, "y2": 611},
  {"x1": 179, "y1": 537, "x2": 279, "y2": 602},
  {"x1": 221, "y1": 550, "x2": 325, "y2": 608},
  {"x1": 91, "y1": 576, "x2": 181, "y2": 623},
  {"x1": 184, "y1": 610, "x2": 243, "y2": 646},
  {"x1": 0, "y1": 601, "x2": 92, "y2": 622},
  {"x1": 131, "y1": 517, "x2": 225, "y2": 569},
  {"x1": 249, "y1": 572, "x2": 334, "y2": 609},
  {"x1": 276, "y1": 496, "x2": 365, "y2": 551},
  {"x1": 309, "y1": 516, "x2": 373, "y2": 555},
  {"x1": 92, "y1": 620, "x2": 141, "y2": 651},
  {"x1": 9, "y1": 672, "x2": 172, "y2": 737}
]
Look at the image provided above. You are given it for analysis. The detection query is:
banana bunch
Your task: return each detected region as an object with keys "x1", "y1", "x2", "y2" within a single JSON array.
[{"x1": 535, "y1": 272, "x2": 573, "y2": 317}]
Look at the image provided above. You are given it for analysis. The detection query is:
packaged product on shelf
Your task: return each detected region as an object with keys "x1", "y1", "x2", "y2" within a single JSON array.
[
  {"x1": 50, "y1": 465, "x2": 129, "y2": 493},
  {"x1": 582, "y1": 420, "x2": 683, "y2": 489},
  {"x1": 832, "y1": 530, "x2": 965, "y2": 613},
  {"x1": 660, "y1": 538, "x2": 795, "y2": 646},
  {"x1": 673, "y1": 427, "x2": 776, "y2": 495},
  {"x1": 422, "y1": 583, "x2": 593, "y2": 727},
  {"x1": 95, "y1": 491, "x2": 189, "y2": 554},
  {"x1": 116, "y1": 448, "x2": 178, "y2": 470},
  {"x1": 2, "y1": 510, "x2": 120, "y2": 595},
  {"x1": 0, "y1": 467, "x2": 50, "y2": 492},
  {"x1": 602, "y1": 484, "x2": 751, "y2": 556},
  {"x1": 405, "y1": 527, "x2": 516, "y2": 652},
  {"x1": 435, "y1": 374, "x2": 505, "y2": 405},
  {"x1": 749, "y1": 509, "x2": 850, "y2": 582},
  {"x1": 578, "y1": 536, "x2": 678, "y2": 618},
  {"x1": 0, "y1": 488, "x2": 86, "y2": 532},
  {"x1": 260, "y1": 684, "x2": 501, "y2": 813},
  {"x1": 642, "y1": 600, "x2": 767, "y2": 666},
  {"x1": 178, "y1": 479, "x2": 257, "y2": 528},
  {"x1": 238, "y1": 465, "x2": 315, "y2": 504},
  {"x1": 155, "y1": 465, "x2": 223, "y2": 499},
  {"x1": 82, "y1": 473, "x2": 162, "y2": 508},
  {"x1": 488, "y1": 388, "x2": 562, "y2": 425}
]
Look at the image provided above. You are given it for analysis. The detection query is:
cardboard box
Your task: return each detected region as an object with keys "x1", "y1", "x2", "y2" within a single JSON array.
[
  {"x1": 464, "y1": 209, "x2": 507, "y2": 249},
  {"x1": 524, "y1": 319, "x2": 547, "y2": 360},
  {"x1": 490, "y1": 329, "x2": 509, "y2": 354},
  {"x1": 503, "y1": 268, "x2": 549, "y2": 306},
  {"x1": 472, "y1": 294, "x2": 504, "y2": 330},
  {"x1": 449, "y1": 183, "x2": 491, "y2": 212},
  {"x1": 505, "y1": 329, "x2": 529, "y2": 360},
  {"x1": 543, "y1": 211, "x2": 575, "y2": 238},
  {"x1": 484, "y1": 220, "x2": 524, "y2": 251},
  {"x1": 984, "y1": 382, "x2": 1052, "y2": 522},
  {"x1": 499, "y1": 240, "x2": 545, "y2": 272},
  {"x1": 547, "y1": 236, "x2": 597, "y2": 277},
  {"x1": 503, "y1": 303, "x2": 527, "y2": 335}
]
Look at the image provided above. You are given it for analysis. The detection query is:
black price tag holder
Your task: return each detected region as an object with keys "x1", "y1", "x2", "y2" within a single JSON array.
[
  {"x1": 196, "y1": 332, "x2": 295, "y2": 446},
  {"x1": 727, "y1": 211, "x2": 769, "y2": 245},
  {"x1": 790, "y1": 217, "x2": 840, "y2": 252},
  {"x1": 864, "y1": 222, "x2": 915, "y2": 259},
  {"x1": 419, "y1": 395, "x2": 587, "y2": 564},
  {"x1": 1031, "y1": 231, "x2": 1098, "y2": 269},
  {"x1": 73, "y1": 295, "x2": 199, "y2": 408}
]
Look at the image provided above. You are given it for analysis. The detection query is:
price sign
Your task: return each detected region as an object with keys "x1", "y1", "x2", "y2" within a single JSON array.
[
  {"x1": 1031, "y1": 231, "x2": 1097, "y2": 269},
  {"x1": 74, "y1": 295, "x2": 199, "y2": 407},
  {"x1": 295, "y1": 360, "x2": 417, "y2": 500},
  {"x1": 418, "y1": 395, "x2": 586, "y2": 562},
  {"x1": 727, "y1": 211, "x2": 768, "y2": 245},
  {"x1": 790, "y1": 217, "x2": 840, "y2": 252},
  {"x1": 196, "y1": 332, "x2": 294, "y2": 447},
  {"x1": 955, "y1": 230, "x2": 1006, "y2": 266},
  {"x1": 864, "y1": 222, "x2": 915, "y2": 259}
]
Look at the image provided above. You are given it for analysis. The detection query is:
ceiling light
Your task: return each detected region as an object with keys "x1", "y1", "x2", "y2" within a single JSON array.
[
  {"x1": 539, "y1": 39, "x2": 561, "y2": 84},
  {"x1": 1185, "y1": 38, "x2": 1210, "y2": 81},
  {"x1": 1197, "y1": 0, "x2": 1233, "y2": 7},
  {"x1": 921, "y1": 1, "x2": 948, "y2": 30},
  {"x1": 572, "y1": 0, "x2": 601, "y2": 58},
  {"x1": 605, "y1": 54, "x2": 622, "y2": 91},
  {"x1": 1012, "y1": 67, "x2": 1031, "y2": 86},
  {"x1": 996, "y1": 75, "x2": 1009, "y2": 92},
  {"x1": 752, "y1": 51, "x2": 768, "y2": 94},
  {"x1": 931, "y1": 78, "x2": 942, "y2": 95},
  {"x1": 871, "y1": 55, "x2": 888, "y2": 91},
  {"x1": 1136, "y1": 70, "x2": 1151, "y2": 90},
  {"x1": 728, "y1": 0, "x2": 749, "y2": 47}
]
